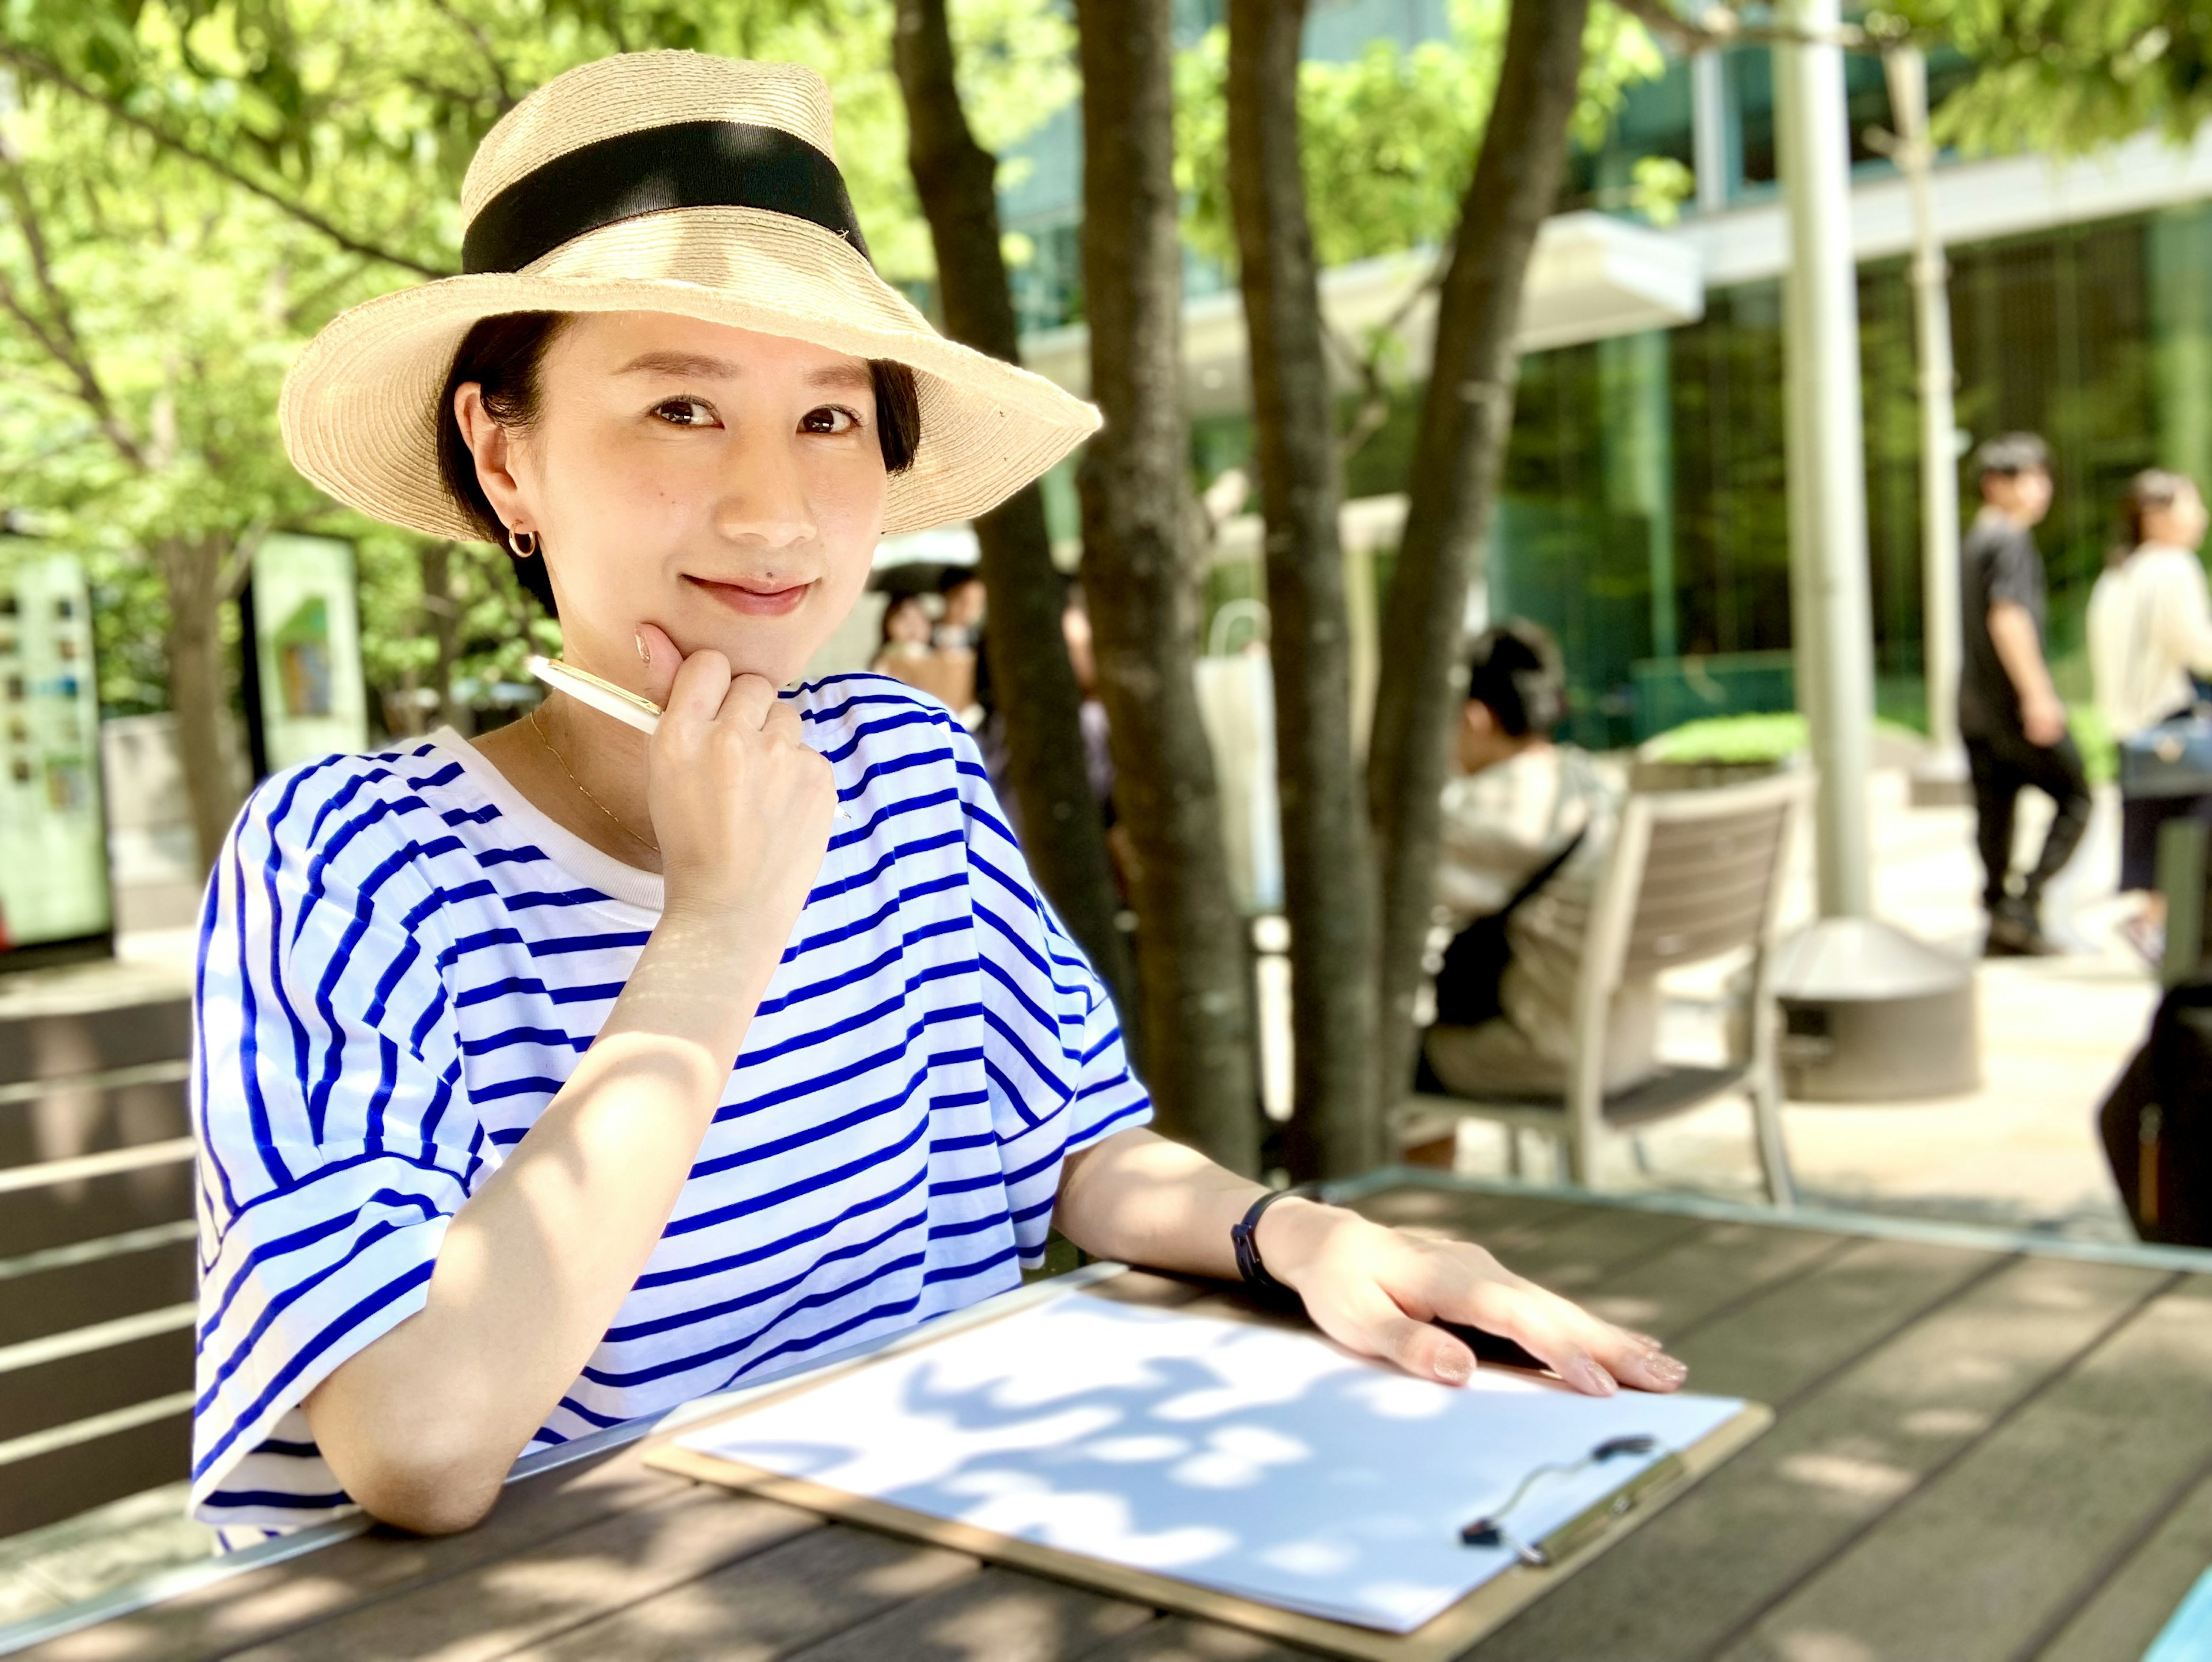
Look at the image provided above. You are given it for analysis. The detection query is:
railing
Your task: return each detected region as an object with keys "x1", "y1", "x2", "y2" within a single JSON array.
[{"x1": 0, "y1": 983, "x2": 196, "y2": 1538}]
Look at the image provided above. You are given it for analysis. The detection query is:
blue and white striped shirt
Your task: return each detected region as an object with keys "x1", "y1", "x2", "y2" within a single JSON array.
[{"x1": 188, "y1": 675, "x2": 1150, "y2": 1530}]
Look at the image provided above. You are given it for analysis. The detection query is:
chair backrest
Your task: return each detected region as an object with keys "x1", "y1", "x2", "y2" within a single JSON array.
[
  {"x1": 0, "y1": 972, "x2": 196, "y2": 1540},
  {"x1": 1582, "y1": 769, "x2": 1809, "y2": 1003}
]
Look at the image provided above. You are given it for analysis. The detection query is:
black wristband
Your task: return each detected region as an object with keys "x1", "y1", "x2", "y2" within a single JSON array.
[{"x1": 1231, "y1": 1184, "x2": 1317, "y2": 1306}]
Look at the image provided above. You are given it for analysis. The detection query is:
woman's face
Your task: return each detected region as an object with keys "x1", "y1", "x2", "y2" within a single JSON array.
[
  {"x1": 2148, "y1": 483, "x2": 2210, "y2": 552},
  {"x1": 461, "y1": 312, "x2": 890, "y2": 688},
  {"x1": 884, "y1": 596, "x2": 931, "y2": 646}
]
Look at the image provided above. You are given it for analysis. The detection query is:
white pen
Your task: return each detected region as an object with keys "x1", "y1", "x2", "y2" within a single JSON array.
[{"x1": 525, "y1": 653, "x2": 850, "y2": 818}]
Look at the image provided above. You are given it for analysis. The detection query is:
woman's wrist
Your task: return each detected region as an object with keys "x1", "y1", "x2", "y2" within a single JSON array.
[{"x1": 1249, "y1": 1194, "x2": 1365, "y2": 1292}]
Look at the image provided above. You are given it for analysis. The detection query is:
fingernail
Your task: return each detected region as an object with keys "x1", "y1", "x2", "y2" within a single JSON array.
[
  {"x1": 1646, "y1": 1353, "x2": 1689, "y2": 1387},
  {"x1": 1566, "y1": 1354, "x2": 1618, "y2": 1396},
  {"x1": 635, "y1": 630, "x2": 649, "y2": 664},
  {"x1": 1628, "y1": 1331, "x2": 1665, "y2": 1355},
  {"x1": 1435, "y1": 1351, "x2": 1472, "y2": 1385}
]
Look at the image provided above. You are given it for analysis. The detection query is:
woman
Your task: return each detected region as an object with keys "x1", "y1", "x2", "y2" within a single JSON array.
[
  {"x1": 193, "y1": 52, "x2": 1684, "y2": 1541},
  {"x1": 2088, "y1": 468, "x2": 2212, "y2": 955}
]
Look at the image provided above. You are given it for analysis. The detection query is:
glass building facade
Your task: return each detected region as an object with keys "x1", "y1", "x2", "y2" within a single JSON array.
[{"x1": 999, "y1": 19, "x2": 2212, "y2": 749}]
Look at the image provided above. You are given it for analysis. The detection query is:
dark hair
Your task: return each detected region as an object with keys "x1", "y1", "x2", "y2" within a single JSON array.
[
  {"x1": 435, "y1": 312, "x2": 925, "y2": 618},
  {"x1": 1972, "y1": 431, "x2": 2051, "y2": 486},
  {"x1": 878, "y1": 590, "x2": 930, "y2": 646},
  {"x1": 1464, "y1": 620, "x2": 1565, "y2": 737},
  {"x1": 2112, "y1": 467, "x2": 2198, "y2": 566}
]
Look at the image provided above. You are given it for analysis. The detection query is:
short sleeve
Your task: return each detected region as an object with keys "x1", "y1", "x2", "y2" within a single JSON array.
[
  {"x1": 953, "y1": 733, "x2": 1152, "y2": 1267},
  {"x1": 189, "y1": 760, "x2": 480, "y2": 1530},
  {"x1": 1986, "y1": 529, "x2": 2044, "y2": 612}
]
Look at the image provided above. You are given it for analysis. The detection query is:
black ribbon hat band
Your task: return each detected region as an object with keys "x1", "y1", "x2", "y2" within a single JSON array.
[{"x1": 461, "y1": 118, "x2": 870, "y2": 276}]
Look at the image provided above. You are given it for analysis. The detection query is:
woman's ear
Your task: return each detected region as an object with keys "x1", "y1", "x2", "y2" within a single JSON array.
[{"x1": 453, "y1": 383, "x2": 532, "y2": 539}]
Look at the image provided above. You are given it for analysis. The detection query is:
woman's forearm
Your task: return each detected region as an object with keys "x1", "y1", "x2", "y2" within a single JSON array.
[
  {"x1": 1055, "y1": 1128, "x2": 1294, "y2": 1280},
  {"x1": 304, "y1": 905, "x2": 780, "y2": 1532}
]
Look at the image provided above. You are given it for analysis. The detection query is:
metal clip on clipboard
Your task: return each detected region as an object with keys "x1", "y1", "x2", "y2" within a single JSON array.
[{"x1": 1457, "y1": 1434, "x2": 1686, "y2": 1568}]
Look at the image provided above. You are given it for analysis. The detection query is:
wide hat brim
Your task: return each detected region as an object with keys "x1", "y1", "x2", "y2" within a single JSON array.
[{"x1": 280, "y1": 203, "x2": 1101, "y2": 542}]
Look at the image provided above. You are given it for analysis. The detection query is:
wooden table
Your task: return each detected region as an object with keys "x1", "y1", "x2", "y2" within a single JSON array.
[{"x1": 12, "y1": 1176, "x2": 2212, "y2": 1662}]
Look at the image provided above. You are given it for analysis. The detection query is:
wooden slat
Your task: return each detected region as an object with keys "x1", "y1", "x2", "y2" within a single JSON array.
[
  {"x1": 10, "y1": 1443, "x2": 694, "y2": 1662},
  {"x1": 1077, "y1": 1616, "x2": 1313, "y2": 1662},
  {"x1": 0, "y1": 1328, "x2": 192, "y2": 1444},
  {"x1": 1468, "y1": 1252, "x2": 2166, "y2": 1662},
  {"x1": 0, "y1": 1074, "x2": 191, "y2": 1169},
  {"x1": 1342, "y1": 1184, "x2": 1591, "y2": 1247},
  {"x1": 524, "y1": 1523, "x2": 979, "y2": 1661},
  {"x1": 775, "y1": 1563, "x2": 1153, "y2": 1662},
  {"x1": 1474, "y1": 1202, "x2": 1711, "y2": 1296},
  {"x1": 0, "y1": 1236, "x2": 196, "y2": 1348},
  {"x1": 0, "y1": 1409, "x2": 189, "y2": 1538},
  {"x1": 1721, "y1": 1272, "x2": 2212, "y2": 1662},
  {"x1": 2034, "y1": 1460, "x2": 2212, "y2": 1662},
  {"x1": 0, "y1": 1001, "x2": 191, "y2": 1089},
  {"x1": 1668, "y1": 1235, "x2": 2002, "y2": 1410},
  {"x1": 223, "y1": 1487, "x2": 817, "y2": 1662},
  {"x1": 1574, "y1": 1221, "x2": 1853, "y2": 1346},
  {"x1": 0, "y1": 1163, "x2": 194, "y2": 1259}
]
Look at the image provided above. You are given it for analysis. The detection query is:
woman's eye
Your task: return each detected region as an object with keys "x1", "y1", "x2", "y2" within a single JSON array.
[
  {"x1": 653, "y1": 399, "x2": 718, "y2": 428},
  {"x1": 802, "y1": 405, "x2": 862, "y2": 436}
]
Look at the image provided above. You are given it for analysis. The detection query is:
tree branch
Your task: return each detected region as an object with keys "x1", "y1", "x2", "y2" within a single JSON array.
[
  {"x1": 425, "y1": 0, "x2": 517, "y2": 113},
  {"x1": 0, "y1": 157, "x2": 148, "y2": 469},
  {"x1": 0, "y1": 45, "x2": 454, "y2": 278}
]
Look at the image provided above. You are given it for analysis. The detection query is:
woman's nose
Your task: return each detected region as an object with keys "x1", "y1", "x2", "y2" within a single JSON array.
[{"x1": 713, "y1": 423, "x2": 818, "y2": 551}]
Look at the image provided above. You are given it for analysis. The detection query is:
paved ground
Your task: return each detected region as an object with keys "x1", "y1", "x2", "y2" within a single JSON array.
[{"x1": 1441, "y1": 767, "x2": 2154, "y2": 1242}]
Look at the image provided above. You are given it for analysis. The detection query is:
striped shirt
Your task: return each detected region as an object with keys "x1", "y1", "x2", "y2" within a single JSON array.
[{"x1": 188, "y1": 674, "x2": 1150, "y2": 1530}]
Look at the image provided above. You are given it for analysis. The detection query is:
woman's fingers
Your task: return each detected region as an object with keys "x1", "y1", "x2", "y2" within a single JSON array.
[
  {"x1": 1309, "y1": 1283, "x2": 1478, "y2": 1386},
  {"x1": 664, "y1": 645, "x2": 733, "y2": 725},
  {"x1": 715, "y1": 673, "x2": 781, "y2": 731},
  {"x1": 1426, "y1": 1263, "x2": 1686, "y2": 1396},
  {"x1": 637, "y1": 623, "x2": 684, "y2": 708}
]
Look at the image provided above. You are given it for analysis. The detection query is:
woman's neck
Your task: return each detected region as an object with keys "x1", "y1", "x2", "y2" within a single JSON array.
[{"x1": 471, "y1": 693, "x2": 661, "y2": 872}]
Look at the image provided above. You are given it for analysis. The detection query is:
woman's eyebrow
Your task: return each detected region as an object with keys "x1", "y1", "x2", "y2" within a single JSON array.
[
  {"x1": 615, "y1": 350, "x2": 742, "y2": 378},
  {"x1": 802, "y1": 363, "x2": 875, "y2": 392}
]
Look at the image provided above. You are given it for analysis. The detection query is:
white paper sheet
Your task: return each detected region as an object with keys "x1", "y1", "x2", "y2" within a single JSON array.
[{"x1": 677, "y1": 1292, "x2": 1744, "y2": 1633}]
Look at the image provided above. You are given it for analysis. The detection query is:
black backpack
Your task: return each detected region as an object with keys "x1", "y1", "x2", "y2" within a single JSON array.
[{"x1": 2099, "y1": 976, "x2": 2212, "y2": 1247}]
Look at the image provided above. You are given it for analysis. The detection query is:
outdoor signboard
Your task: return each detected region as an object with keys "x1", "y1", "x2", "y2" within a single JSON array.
[
  {"x1": 0, "y1": 545, "x2": 113, "y2": 953},
  {"x1": 247, "y1": 533, "x2": 368, "y2": 771}
]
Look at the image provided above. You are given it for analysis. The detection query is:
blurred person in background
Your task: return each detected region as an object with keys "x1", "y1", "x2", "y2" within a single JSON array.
[
  {"x1": 933, "y1": 566, "x2": 986, "y2": 727},
  {"x1": 1960, "y1": 432, "x2": 2090, "y2": 957},
  {"x1": 1422, "y1": 622, "x2": 1659, "y2": 1099},
  {"x1": 869, "y1": 587, "x2": 973, "y2": 714},
  {"x1": 2089, "y1": 468, "x2": 2212, "y2": 961}
]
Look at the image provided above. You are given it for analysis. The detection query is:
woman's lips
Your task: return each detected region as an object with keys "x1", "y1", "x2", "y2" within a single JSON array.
[{"x1": 685, "y1": 574, "x2": 813, "y2": 618}]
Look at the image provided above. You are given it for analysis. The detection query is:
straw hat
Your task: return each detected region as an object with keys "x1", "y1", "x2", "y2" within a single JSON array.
[{"x1": 279, "y1": 52, "x2": 1100, "y2": 542}]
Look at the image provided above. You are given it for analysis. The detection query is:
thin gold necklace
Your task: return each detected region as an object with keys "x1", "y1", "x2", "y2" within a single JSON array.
[{"x1": 529, "y1": 702, "x2": 660, "y2": 857}]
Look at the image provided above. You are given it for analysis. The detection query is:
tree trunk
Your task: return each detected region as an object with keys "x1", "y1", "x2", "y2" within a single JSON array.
[
  {"x1": 1073, "y1": 0, "x2": 1258, "y2": 1173},
  {"x1": 1366, "y1": 0, "x2": 1591, "y2": 1122},
  {"x1": 158, "y1": 532, "x2": 246, "y2": 876},
  {"x1": 422, "y1": 539, "x2": 464, "y2": 735},
  {"x1": 889, "y1": 0, "x2": 1135, "y2": 1025},
  {"x1": 1226, "y1": 0, "x2": 1379, "y2": 1179}
]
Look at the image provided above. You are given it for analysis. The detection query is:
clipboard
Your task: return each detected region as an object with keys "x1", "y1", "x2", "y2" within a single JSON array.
[{"x1": 645, "y1": 1270, "x2": 1771, "y2": 1662}]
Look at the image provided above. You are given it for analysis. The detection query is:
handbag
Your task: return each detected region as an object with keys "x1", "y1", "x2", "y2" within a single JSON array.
[
  {"x1": 1431, "y1": 829, "x2": 1586, "y2": 1029},
  {"x1": 2119, "y1": 705, "x2": 2212, "y2": 800}
]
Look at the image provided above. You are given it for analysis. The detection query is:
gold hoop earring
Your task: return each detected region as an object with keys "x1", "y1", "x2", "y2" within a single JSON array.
[{"x1": 508, "y1": 528, "x2": 538, "y2": 559}]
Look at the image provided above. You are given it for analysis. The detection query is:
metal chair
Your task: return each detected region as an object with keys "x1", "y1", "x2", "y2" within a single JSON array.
[{"x1": 1399, "y1": 770, "x2": 1809, "y2": 1206}]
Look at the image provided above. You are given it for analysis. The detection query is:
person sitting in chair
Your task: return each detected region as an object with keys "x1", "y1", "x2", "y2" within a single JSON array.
[{"x1": 1422, "y1": 622, "x2": 1660, "y2": 1100}]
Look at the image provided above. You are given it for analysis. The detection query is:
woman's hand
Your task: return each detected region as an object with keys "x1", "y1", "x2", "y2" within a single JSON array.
[
  {"x1": 637, "y1": 623, "x2": 836, "y2": 926},
  {"x1": 1052, "y1": 1130, "x2": 1688, "y2": 1398},
  {"x1": 1259, "y1": 1197, "x2": 1687, "y2": 1395}
]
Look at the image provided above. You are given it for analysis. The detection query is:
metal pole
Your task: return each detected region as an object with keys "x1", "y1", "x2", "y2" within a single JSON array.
[
  {"x1": 1883, "y1": 45, "x2": 1965, "y2": 764},
  {"x1": 1775, "y1": 0, "x2": 1876, "y2": 918}
]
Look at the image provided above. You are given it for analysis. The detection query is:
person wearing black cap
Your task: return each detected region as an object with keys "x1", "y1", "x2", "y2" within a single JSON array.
[
  {"x1": 1959, "y1": 432, "x2": 2089, "y2": 956},
  {"x1": 1424, "y1": 622, "x2": 1660, "y2": 1099}
]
